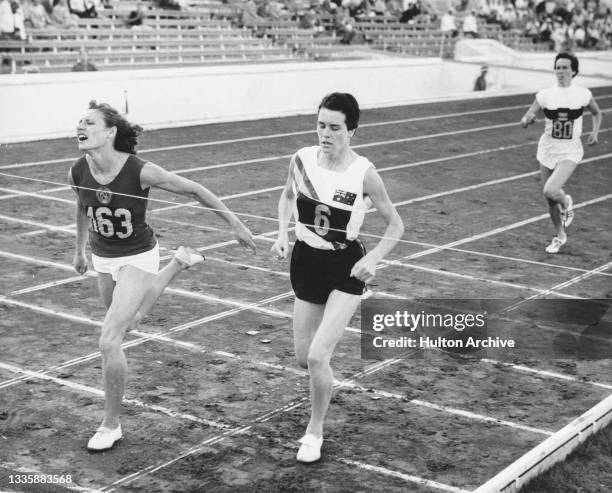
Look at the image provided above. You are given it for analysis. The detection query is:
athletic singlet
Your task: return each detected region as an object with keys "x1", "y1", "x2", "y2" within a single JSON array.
[
  {"x1": 70, "y1": 154, "x2": 156, "y2": 258},
  {"x1": 536, "y1": 84, "x2": 592, "y2": 142},
  {"x1": 292, "y1": 146, "x2": 373, "y2": 251}
]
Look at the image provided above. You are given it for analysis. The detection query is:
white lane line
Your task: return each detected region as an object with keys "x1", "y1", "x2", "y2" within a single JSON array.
[
  {"x1": 436, "y1": 245, "x2": 612, "y2": 278},
  {"x1": 8, "y1": 139, "x2": 540, "y2": 212},
  {"x1": 2, "y1": 151, "x2": 612, "y2": 254},
  {"x1": 0, "y1": 290, "x2": 296, "y2": 390},
  {"x1": 130, "y1": 327, "x2": 551, "y2": 435},
  {"x1": 9, "y1": 275, "x2": 86, "y2": 295},
  {"x1": 481, "y1": 359, "x2": 612, "y2": 390},
  {"x1": 0, "y1": 361, "x2": 231, "y2": 430},
  {"x1": 0, "y1": 296, "x2": 102, "y2": 326},
  {"x1": 401, "y1": 194, "x2": 612, "y2": 261},
  {"x1": 339, "y1": 459, "x2": 474, "y2": 493},
  {"x1": 382, "y1": 259, "x2": 582, "y2": 299},
  {"x1": 498, "y1": 260, "x2": 612, "y2": 315},
  {"x1": 513, "y1": 261, "x2": 612, "y2": 303},
  {"x1": 6, "y1": 122, "x2": 612, "y2": 205},
  {"x1": 151, "y1": 140, "x2": 541, "y2": 213},
  {"x1": 152, "y1": 185, "x2": 286, "y2": 213},
  {"x1": 97, "y1": 357, "x2": 407, "y2": 491},
  {"x1": 4, "y1": 100, "x2": 612, "y2": 170},
  {"x1": 0, "y1": 214, "x2": 76, "y2": 234},
  {"x1": 0, "y1": 101, "x2": 544, "y2": 170},
  {"x1": 0, "y1": 187, "x2": 73, "y2": 204}
]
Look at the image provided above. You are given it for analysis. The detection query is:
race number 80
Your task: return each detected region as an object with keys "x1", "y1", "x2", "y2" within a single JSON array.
[{"x1": 551, "y1": 120, "x2": 573, "y2": 139}]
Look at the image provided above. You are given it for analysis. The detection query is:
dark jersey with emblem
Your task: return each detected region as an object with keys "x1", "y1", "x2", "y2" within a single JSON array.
[{"x1": 71, "y1": 155, "x2": 156, "y2": 258}]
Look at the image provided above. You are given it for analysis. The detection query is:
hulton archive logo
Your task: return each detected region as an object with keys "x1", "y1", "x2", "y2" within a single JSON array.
[{"x1": 96, "y1": 186, "x2": 113, "y2": 205}]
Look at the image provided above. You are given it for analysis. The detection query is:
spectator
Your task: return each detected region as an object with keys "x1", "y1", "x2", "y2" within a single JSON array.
[
  {"x1": 440, "y1": 8, "x2": 457, "y2": 37},
  {"x1": 334, "y1": 5, "x2": 356, "y2": 43},
  {"x1": 0, "y1": 0, "x2": 16, "y2": 38},
  {"x1": 125, "y1": 3, "x2": 152, "y2": 29},
  {"x1": 462, "y1": 9, "x2": 478, "y2": 37},
  {"x1": 319, "y1": 0, "x2": 337, "y2": 15},
  {"x1": 69, "y1": 0, "x2": 97, "y2": 18},
  {"x1": 399, "y1": 0, "x2": 421, "y2": 23},
  {"x1": 500, "y1": 4, "x2": 517, "y2": 30},
  {"x1": 240, "y1": 0, "x2": 261, "y2": 25},
  {"x1": 52, "y1": 0, "x2": 79, "y2": 27},
  {"x1": 584, "y1": 19, "x2": 601, "y2": 47},
  {"x1": 11, "y1": 0, "x2": 27, "y2": 39},
  {"x1": 22, "y1": 0, "x2": 55, "y2": 28},
  {"x1": 550, "y1": 19, "x2": 567, "y2": 50},
  {"x1": 474, "y1": 65, "x2": 487, "y2": 91},
  {"x1": 373, "y1": 0, "x2": 386, "y2": 16},
  {"x1": 386, "y1": 0, "x2": 402, "y2": 17},
  {"x1": 156, "y1": 0, "x2": 182, "y2": 10},
  {"x1": 268, "y1": 0, "x2": 289, "y2": 19},
  {"x1": 524, "y1": 12, "x2": 541, "y2": 41},
  {"x1": 72, "y1": 47, "x2": 98, "y2": 71}
]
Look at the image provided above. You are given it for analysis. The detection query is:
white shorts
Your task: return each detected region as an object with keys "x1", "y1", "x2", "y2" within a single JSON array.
[
  {"x1": 92, "y1": 244, "x2": 159, "y2": 281},
  {"x1": 536, "y1": 135, "x2": 583, "y2": 170}
]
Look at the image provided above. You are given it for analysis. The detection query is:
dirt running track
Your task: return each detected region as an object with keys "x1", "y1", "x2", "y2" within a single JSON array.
[{"x1": 0, "y1": 88, "x2": 611, "y2": 492}]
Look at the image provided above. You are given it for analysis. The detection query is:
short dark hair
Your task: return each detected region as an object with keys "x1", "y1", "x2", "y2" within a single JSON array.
[
  {"x1": 318, "y1": 92, "x2": 360, "y2": 131},
  {"x1": 88, "y1": 100, "x2": 143, "y2": 154},
  {"x1": 554, "y1": 52, "x2": 579, "y2": 77}
]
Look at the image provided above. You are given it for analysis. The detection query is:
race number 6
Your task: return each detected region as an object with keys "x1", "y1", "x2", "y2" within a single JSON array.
[{"x1": 314, "y1": 204, "x2": 331, "y2": 236}]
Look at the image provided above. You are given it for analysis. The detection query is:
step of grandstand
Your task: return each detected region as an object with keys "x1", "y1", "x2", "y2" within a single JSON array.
[
  {"x1": 79, "y1": 14, "x2": 233, "y2": 30},
  {"x1": 364, "y1": 28, "x2": 444, "y2": 41},
  {"x1": 1, "y1": 37, "x2": 273, "y2": 54},
  {"x1": 242, "y1": 19, "x2": 303, "y2": 30},
  {"x1": 372, "y1": 39, "x2": 441, "y2": 57},
  {"x1": 102, "y1": 8, "x2": 223, "y2": 21},
  {"x1": 262, "y1": 28, "x2": 327, "y2": 42},
  {"x1": 303, "y1": 45, "x2": 371, "y2": 61},
  {"x1": 355, "y1": 17, "x2": 438, "y2": 31},
  {"x1": 25, "y1": 27, "x2": 252, "y2": 42},
  {"x1": 5, "y1": 45, "x2": 296, "y2": 72}
]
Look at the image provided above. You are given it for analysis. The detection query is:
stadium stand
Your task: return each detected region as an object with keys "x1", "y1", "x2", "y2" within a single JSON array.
[{"x1": 1, "y1": 0, "x2": 610, "y2": 73}]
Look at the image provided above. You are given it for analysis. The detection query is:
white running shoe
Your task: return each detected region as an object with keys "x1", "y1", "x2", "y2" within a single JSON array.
[
  {"x1": 296, "y1": 434, "x2": 323, "y2": 463},
  {"x1": 561, "y1": 194, "x2": 574, "y2": 228},
  {"x1": 87, "y1": 425, "x2": 122, "y2": 451},
  {"x1": 545, "y1": 236, "x2": 567, "y2": 254},
  {"x1": 173, "y1": 246, "x2": 204, "y2": 268}
]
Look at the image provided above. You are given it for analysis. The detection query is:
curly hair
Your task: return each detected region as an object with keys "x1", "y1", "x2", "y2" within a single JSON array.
[{"x1": 88, "y1": 100, "x2": 143, "y2": 154}]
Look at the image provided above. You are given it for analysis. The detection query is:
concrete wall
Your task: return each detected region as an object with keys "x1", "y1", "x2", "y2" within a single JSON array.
[{"x1": 1, "y1": 56, "x2": 610, "y2": 143}]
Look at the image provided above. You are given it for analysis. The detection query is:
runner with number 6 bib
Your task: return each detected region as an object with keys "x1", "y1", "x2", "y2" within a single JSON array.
[
  {"x1": 271, "y1": 93, "x2": 404, "y2": 463},
  {"x1": 70, "y1": 101, "x2": 257, "y2": 452},
  {"x1": 520, "y1": 52, "x2": 602, "y2": 253}
]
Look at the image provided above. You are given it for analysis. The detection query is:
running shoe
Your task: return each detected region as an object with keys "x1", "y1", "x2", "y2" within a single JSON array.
[
  {"x1": 87, "y1": 425, "x2": 122, "y2": 451},
  {"x1": 545, "y1": 236, "x2": 567, "y2": 254},
  {"x1": 296, "y1": 434, "x2": 323, "y2": 463},
  {"x1": 173, "y1": 246, "x2": 204, "y2": 268}
]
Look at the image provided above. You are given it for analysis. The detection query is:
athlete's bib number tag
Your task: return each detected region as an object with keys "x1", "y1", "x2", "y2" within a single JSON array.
[
  {"x1": 551, "y1": 119, "x2": 574, "y2": 140},
  {"x1": 314, "y1": 204, "x2": 331, "y2": 236},
  {"x1": 87, "y1": 206, "x2": 133, "y2": 239},
  {"x1": 296, "y1": 193, "x2": 350, "y2": 243}
]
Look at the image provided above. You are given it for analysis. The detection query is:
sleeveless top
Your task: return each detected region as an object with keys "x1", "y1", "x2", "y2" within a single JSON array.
[
  {"x1": 536, "y1": 84, "x2": 592, "y2": 143},
  {"x1": 292, "y1": 145, "x2": 373, "y2": 251},
  {"x1": 70, "y1": 154, "x2": 156, "y2": 257}
]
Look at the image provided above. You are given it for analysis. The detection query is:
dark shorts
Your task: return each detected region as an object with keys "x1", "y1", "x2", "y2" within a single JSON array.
[{"x1": 290, "y1": 239, "x2": 366, "y2": 305}]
